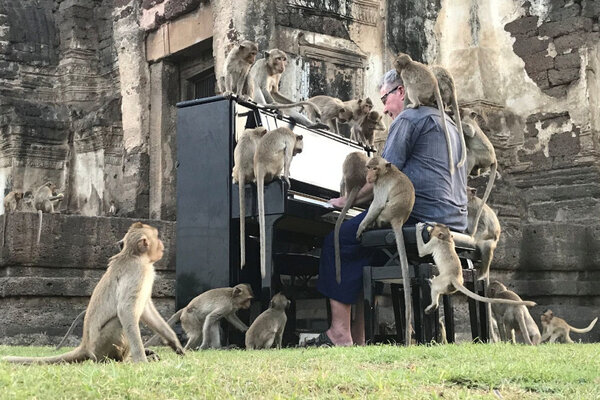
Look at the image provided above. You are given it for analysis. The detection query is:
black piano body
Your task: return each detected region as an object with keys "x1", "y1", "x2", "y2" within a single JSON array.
[{"x1": 176, "y1": 96, "x2": 368, "y2": 316}]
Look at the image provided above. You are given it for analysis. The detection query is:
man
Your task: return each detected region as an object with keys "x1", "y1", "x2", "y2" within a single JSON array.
[{"x1": 310, "y1": 69, "x2": 467, "y2": 346}]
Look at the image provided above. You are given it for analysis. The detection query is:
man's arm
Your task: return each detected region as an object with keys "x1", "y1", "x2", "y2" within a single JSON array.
[{"x1": 329, "y1": 182, "x2": 373, "y2": 209}]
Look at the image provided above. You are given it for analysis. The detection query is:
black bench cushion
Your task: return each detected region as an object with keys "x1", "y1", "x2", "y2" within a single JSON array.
[{"x1": 360, "y1": 224, "x2": 476, "y2": 252}]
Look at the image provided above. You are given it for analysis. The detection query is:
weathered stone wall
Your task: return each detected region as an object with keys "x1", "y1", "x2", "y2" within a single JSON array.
[{"x1": 0, "y1": 213, "x2": 175, "y2": 345}]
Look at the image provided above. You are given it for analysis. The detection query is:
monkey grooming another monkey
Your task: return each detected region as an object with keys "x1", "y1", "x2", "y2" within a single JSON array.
[
  {"x1": 418, "y1": 224, "x2": 535, "y2": 315},
  {"x1": 487, "y1": 281, "x2": 541, "y2": 345},
  {"x1": 430, "y1": 65, "x2": 466, "y2": 168},
  {"x1": 540, "y1": 309, "x2": 598, "y2": 343},
  {"x1": 145, "y1": 284, "x2": 254, "y2": 350},
  {"x1": 462, "y1": 109, "x2": 498, "y2": 236},
  {"x1": 344, "y1": 98, "x2": 374, "y2": 140},
  {"x1": 254, "y1": 127, "x2": 303, "y2": 278},
  {"x1": 220, "y1": 40, "x2": 258, "y2": 100},
  {"x1": 3, "y1": 222, "x2": 184, "y2": 364},
  {"x1": 245, "y1": 292, "x2": 290, "y2": 350},
  {"x1": 394, "y1": 53, "x2": 457, "y2": 174},
  {"x1": 33, "y1": 182, "x2": 64, "y2": 245},
  {"x1": 306, "y1": 95, "x2": 353, "y2": 134},
  {"x1": 232, "y1": 127, "x2": 269, "y2": 268},
  {"x1": 334, "y1": 152, "x2": 368, "y2": 284},
  {"x1": 355, "y1": 156, "x2": 415, "y2": 345},
  {"x1": 249, "y1": 49, "x2": 325, "y2": 129}
]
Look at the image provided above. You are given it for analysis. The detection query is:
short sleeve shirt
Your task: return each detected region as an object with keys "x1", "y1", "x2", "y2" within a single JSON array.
[{"x1": 381, "y1": 106, "x2": 468, "y2": 231}]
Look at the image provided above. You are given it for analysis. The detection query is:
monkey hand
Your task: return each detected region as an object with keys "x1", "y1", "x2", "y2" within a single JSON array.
[
  {"x1": 424, "y1": 304, "x2": 437, "y2": 315},
  {"x1": 356, "y1": 224, "x2": 365, "y2": 240},
  {"x1": 222, "y1": 91, "x2": 233, "y2": 99},
  {"x1": 175, "y1": 346, "x2": 185, "y2": 356}
]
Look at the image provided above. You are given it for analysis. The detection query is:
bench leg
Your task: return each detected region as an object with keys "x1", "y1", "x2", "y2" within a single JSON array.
[
  {"x1": 363, "y1": 266, "x2": 374, "y2": 344},
  {"x1": 420, "y1": 264, "x2": 437, "y2": 343},
  {"x1": 477, "y1": 278, "x2": 489, "y2": 343},
  {"x1": 390, "y1": 283, "x2": 405, "y2": 344},
  {"x1": 442, "y1": 295, "x2": 455, "y2": 343},
  {"x1": 465, "y1": 271, "x2": 481, "y2": 342},
  {"x1": 412, "y1": 268, "x2": 422, "y2": 344}
]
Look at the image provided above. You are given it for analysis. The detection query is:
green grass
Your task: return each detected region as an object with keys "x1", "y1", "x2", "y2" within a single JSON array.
[{"x1": 1, "y1": 343, "x2": 599, "y2": 399}]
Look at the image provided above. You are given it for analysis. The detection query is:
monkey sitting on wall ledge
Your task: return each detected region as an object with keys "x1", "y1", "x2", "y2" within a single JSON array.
[{"x1": 3, "y1": 222, "x2": 185, "y2": 364}]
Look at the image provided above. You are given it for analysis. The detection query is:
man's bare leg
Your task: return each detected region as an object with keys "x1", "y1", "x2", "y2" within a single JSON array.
[{"x1": 326, "y1": 298, "x2": 354, "y2": 346}]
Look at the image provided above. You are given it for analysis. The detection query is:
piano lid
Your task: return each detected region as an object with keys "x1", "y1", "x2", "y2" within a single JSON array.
[{"x1": 251, "y1": 105, "x2": 368, "y2": 194}]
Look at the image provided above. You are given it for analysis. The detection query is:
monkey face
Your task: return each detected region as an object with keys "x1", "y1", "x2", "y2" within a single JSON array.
[
  {"x1": 338, "y1": 107, "x2": 352, "y2": 123},
  {"x1": 361, "y1": 98, "x2": 374, "y2": 114},
  {"x1": 233, "y1": 283, "x2": 254, "y2": 309},
  {"x1": 466, "y1": 187, "x2": 477, "y2": 201},
  {"x1": 15, "y1": 192, "x2": 24, "y2": 201},
  {"x1": 268, "y1": 50, "x2": 287, "y2": 74},
  {"x1": 541, "y1": 309, "x2": 553, "y2": 324},
  {"x1": 487, "y1": 281, "x2": 506, "y2": 297},
  {"x1": 431, "y1": 224, "x2": 452, "y2": 242},
  {"x1": 293, "y1": 135, "x2": 303, "y2": 155}
]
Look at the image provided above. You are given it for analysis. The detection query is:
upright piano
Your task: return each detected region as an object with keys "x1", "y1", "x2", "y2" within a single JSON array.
[{"x1": 176, "y1": 96, "x2": 369, "y2": 312}]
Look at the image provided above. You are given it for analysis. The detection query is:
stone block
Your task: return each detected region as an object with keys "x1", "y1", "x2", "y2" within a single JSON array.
[
  {"x1": 538, "y1": 17, "x2": 593, "y2": 38},
  {"x1": 548, "y1": 67, "x2": 580, "y2": 85},
  {"x1": 543, "y1": 84, "x2": 568, "y2": 97},
  {"x1": 554, "y1": 52, "x2": 580, "y2": 69},
  {"x1": 164, "y1": 0, "x2": 201, "y2": 21},
  {"x1": 582, "y1": 1, "x2": 600, "y2": 18},
  {"x1": 504, "y1": 15, "x2": 539, "y2": 36},
  {"x1": 553, "y1": 32, "x2": 587, "y2": 53},
  {"x1": 523, "y1": 52, "x2": 554, "y2": 74},
  {"x1": 547, "y1": 3, "x2": 581, "y2": 22},
  {"x1": 512, "y1": 36, "x2": 549, "y2": 57}
]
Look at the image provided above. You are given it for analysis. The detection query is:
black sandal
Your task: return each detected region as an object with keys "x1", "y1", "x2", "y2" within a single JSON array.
[{"x1": 303, "y1": 332, "x2": 334, "y2": 347}]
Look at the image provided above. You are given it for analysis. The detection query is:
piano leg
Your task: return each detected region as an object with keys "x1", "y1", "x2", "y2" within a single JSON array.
[{"x1": 260, "y1": 215, "x2": 279, "y2": 311}]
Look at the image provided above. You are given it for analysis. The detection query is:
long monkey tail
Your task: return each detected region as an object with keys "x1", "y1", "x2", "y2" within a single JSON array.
[
  {"x1": 256, "y1": 169, "x2": 266, "y2": 279},
  {"x1": 3, "y1": 346, "x2": 91, "y2": 365},
  {"x1": 36, "y1": 209, "x2": 43, "y2": 245},
  {"x1": 451, "y1": 277, "x2": 536, "y2": 307},
  {"x1": 471, "y1": 162, "x2": 497, "y2": 236},
  {"x1": 451, "y1": 92, "x2": 467, "y2": 169},
  {"x1": 144, "y1": 309, "x2": 184, "y2": 347},
  {"x1": 334, "y1": 187, "x2": 359, "y2": 284},
  {"x1": 239, "y1": 175, "x2": 246, "y2": 269},
  {"x1": 433, "y1": 82, "x2": 455, "y2": 175},
  {"x1": 569, "y1": 317, "x2": 598, "y2": 334},
  {"x1": 516, "y1": 311, "x2": 534, "y2": 345},
  {"x1": 392, "y1": 221, "x2": 413, "y2": 346},
  {"x1": 56, "y1": 309, "x2": 86, "y2": 350}
]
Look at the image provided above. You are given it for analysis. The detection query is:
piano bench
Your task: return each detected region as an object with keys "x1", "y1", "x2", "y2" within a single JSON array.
[
  {"x1": 360, "y1": 227, "x2": 488, "y2": 345},
  {"x1": 274, "y1": 253, "x2": 331, "y2": 335}
]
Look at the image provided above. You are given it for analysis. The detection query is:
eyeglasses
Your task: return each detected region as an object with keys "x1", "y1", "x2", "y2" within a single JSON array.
[{"x1": 381, "y1": 85, "x2": 401, "y2": 105}]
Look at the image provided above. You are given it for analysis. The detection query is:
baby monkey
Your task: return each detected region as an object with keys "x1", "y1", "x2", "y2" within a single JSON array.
[
  {"x1": 540, "y1": 309, "x2": 598, "y2": 343},
  {"x1": 417, "y1": 224, "x2": 536, "y2": 314},
  {"x1": 245, "y1": 292, "x2": 290, "y2": 350}
]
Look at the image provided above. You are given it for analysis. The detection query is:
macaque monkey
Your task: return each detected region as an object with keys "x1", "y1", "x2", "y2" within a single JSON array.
[
  {"x1": 107, "y1": 200, "x2": 117, "y2": 216},
  {"x1": 344, "y1": 98, "x2": 373, "y2": 140},
  {"x1": 305, "y1": 95, "x2": 353, "y2": 134},
  {"x1": 34, "y1": 182, "x2": 64, "y2": 245},
  {"x1": 355, "y1": 156, "x2": 415, "y2": 345},
  {"x1": 488, "y1": 281, "x2": 541, "y2": 345},
  {"x1": 145, "y1": 284, "x2": 254, "y2": 350},
  {"x1": 462, "y1": 109, "x2": 498, "y2": 236},
  {"x1": 354, "y1": 110, "x2": 385, "y2": 146},
  {"x1": 540, "y1": 309, "x2": 598, "y2": 343},
  {"x1": 2, "y1": 190, "x2": 24, "y2": 247},
  {"x1": 55, "y1": 310, "x2": 86, "y2": 350},
  {"x1": 3, "y1": 222, "x2": 185, "y2": 364},
  {"x1": 334, "y1": 152, "x2": 368, "y2": 283},
  {"x1": 394, "y1": 53, "x2": 457, "y2": 174},
  {"x1": 232, "y1": 127, "x2": 269, "y2": 268},
  {"x1": 220, "y1": 40, "x2": 258, "y2": 100},
  {"x1": 417, "y1": 224, "x2": 535, "y2": 315},
  {"x1": 467, "y1": 187, "x2": 500, "y2": 281},
  {"x1": 249, "y1": 49, "x2": 324, "y2": 129},
  {"x1": 245, "y1": 292, "x2": 290, "y2": 350},
  {"x1": 254, "y1": 128, "x2": 303, "y2": 278},
  {"x1": 430, "y1": 65, "x2": 466, "y2": 168}
]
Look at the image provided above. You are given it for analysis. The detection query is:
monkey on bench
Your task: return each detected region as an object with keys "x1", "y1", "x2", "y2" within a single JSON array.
[{"x1": 3, "y1": 222, "x2": 184, "y2": 364}]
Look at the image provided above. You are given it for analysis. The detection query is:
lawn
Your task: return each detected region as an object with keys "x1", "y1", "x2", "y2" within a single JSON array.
[{"x1": 0, "y1": 343, "x2": 598, "y2": 399}]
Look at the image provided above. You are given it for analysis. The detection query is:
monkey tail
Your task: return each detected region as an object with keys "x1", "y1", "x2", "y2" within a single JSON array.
[
  {"x1": 569, "y1": 317, "x2": 598, "y2": 334},
  {"x1": 144, "y1": 309, "x2": 184, "y2": 347},
  {"x1": 55, "y1": 310, "x2": 86, "y2": 350},
  {"x1": 257, "y1": 170, "x2": 266, "y2": 279},
  {"x1": 471, "y1": 162, "x2": 497, "y2": 237},
  {"x1": 3, "y1": 346, "x2": 90, "y2": 365},
  {"x1": 392, "y1": 221, "x2": 413, "y2": 345},
  {"x1": 452, "y1": 93, "x2": 467, "y2": 169},
  {"x1": 36, "y1": 209, "x2": 42, "y2": 245},
  {"x1": 451, "y1": 277, "x2": 536, "y2": 307},
  {"x1": 334, "y1": 187, "x2": 359, "y2": 284},
  {"x1": 239, "y1": 175, "x2": 246, "y2": 269},
  {"x1": 434, "y1": 84, "x2": 454, "y2": 175},
  {"x1": 516, "y1": 311, "x2": 534, "y2": 345},
  {"x1": 438, "y1": 317, "x2": 448, "y2": 344}
]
